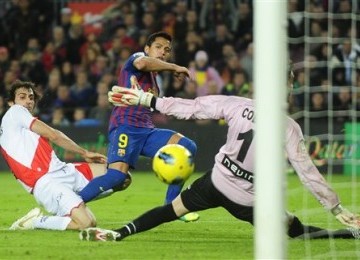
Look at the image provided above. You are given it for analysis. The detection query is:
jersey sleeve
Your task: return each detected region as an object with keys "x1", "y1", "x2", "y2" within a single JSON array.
[
  {"x1": 155, "y1": 95, "x2": 244, "y2": 122},
  {"x1": 8, "y1": 105, "x2": 36, "y2": 129},
  {"x1": 285, "y1": 118, "x2": 340, "y2": 211},
  {"x1": 119, "y1": 52, "x2": 145, "y2": 88}
]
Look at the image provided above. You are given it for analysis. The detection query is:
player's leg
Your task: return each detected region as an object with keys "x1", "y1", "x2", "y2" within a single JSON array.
[
  {"x1": 287, "y1": 213, "x2": 358, "y2": 239},
  {"x1": 79, "y1": 125, "x2": 146, "y2": 202},
  {"x1": 11, "y1": 167, "x2": 96, "y2": 231},
  {"x1": 80, "y1": 174, "x2": 212, "y2": 241},
  {"x1": 73, "y1": 163, "x2": 132, "y2": 202},
  {"x1": 142, "y1": 128, "x2": 198, "y2": 221}
]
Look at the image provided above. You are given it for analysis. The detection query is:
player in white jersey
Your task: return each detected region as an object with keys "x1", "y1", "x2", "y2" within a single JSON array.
[
  {"x1": 80, "y1": 75, "x2": 360, "y2": 241},
  {"x1": 1, "y1": 80, "x2": 131, "y2": 231}
]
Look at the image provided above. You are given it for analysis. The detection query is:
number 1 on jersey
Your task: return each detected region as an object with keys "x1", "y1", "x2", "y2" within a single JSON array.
[{"x1": 237, "y1": 129, "x2": 254, "y2": 163}]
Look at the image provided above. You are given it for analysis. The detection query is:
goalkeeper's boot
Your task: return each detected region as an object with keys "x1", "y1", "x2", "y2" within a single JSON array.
[
  {"x1": 179, "y1": 212, "x2": 200, "y2": 222},
  {"x1": 9, "y1": 207, "x2": 43, "y2": 230},
  {"x1": 79, "y1": 227, "x2": 121, "y2": 242}
]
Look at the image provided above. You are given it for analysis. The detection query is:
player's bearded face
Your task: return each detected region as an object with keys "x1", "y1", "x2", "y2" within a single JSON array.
[
  {"x1": 13, "y1": 87, "x2": 35, "y2": 113},
  {"x1": 145, "y1": 37, "x2": 171, "y2": 61}
]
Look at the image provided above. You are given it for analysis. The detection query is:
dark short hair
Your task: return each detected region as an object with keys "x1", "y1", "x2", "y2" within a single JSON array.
[
  {"x1": 8, "y1": 80, "x2": 41, "y2": 104},
  {"x1": 145, "y1": 31, "x2": 172, "y2": 47}
]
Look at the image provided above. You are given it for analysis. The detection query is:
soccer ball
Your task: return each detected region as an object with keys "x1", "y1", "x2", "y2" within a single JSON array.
[{"x1": 152, "y1": 144, "x2": 195, "y2": 184}]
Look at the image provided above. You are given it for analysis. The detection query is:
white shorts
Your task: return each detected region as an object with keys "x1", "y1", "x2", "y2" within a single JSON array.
[{"x1": 33, "y1": 163, "x2": 90, "y2": 216}]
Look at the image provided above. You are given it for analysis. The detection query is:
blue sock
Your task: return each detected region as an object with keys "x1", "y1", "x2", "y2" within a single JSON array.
[
  {"x1": 164, "y1": 183, "x2": 183, "y2": 205},
  {"x1": 164, "y1": 138, "x2": 197, "y2": 205},
  {"x1": 79, "y1": 169, "x2": 127, "y2": 203},
  {"x1": 178, "y1": 137, "x2": 197, "y2": 156}
]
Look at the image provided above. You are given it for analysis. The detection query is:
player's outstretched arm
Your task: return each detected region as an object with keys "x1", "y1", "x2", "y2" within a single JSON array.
[
  {"x1": 31, "y1": 119, "x2": 106, "y2": 163},
  {"x1": 286, "y1": 119, "x2": 360, "y2": 229},
  {"x1": 134, "y1": 56, "x2": 190, "y2": 78}
]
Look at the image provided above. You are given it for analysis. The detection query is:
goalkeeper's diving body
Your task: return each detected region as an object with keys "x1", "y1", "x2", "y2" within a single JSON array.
[
  {"x1": 77, "y1": 31, "x2": 199, "y2": 222},
  {"x1": 80, "y1": 73, "x2": 360, "y2": 241}
]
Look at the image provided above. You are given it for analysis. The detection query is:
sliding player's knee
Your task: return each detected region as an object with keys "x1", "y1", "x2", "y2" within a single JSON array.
[
  {"x1": 72, "y1": 214, "x2": 96, "y2": 229},
  {"x1": 178, "y1": 137, "x2": 197, "y2": 156}
]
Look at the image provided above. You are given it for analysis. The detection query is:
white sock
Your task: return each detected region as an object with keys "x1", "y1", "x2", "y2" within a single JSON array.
[{"x1": 33, "y1": 216, "x2": 72, "y2": 230}]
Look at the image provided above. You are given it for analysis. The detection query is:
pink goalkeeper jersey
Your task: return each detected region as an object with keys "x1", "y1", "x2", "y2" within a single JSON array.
[
  {"x1": 0, "y1": 105, "x2": 66, "y2": 193},
  {"x1": 156, "y1": 95, "x2": 340, "y2": 210}
]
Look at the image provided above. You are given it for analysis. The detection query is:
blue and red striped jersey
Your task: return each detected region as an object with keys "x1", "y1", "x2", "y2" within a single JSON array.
[{"x1": 109, "y1": 52, "x2": 160, "y2": 131}]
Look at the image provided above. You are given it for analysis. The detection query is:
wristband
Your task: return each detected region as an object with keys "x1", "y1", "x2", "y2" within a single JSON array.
[
  {"x1": 150, "y1": 97, "x2": 157, "y2": 110},
  {"x1": 331, "y1": 204, "x2": 343, "y2": 215}
]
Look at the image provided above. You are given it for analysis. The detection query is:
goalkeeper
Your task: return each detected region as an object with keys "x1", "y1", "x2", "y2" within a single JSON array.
[{"x1": 80, "y1": 73, "x2": 360, "y2": 241}]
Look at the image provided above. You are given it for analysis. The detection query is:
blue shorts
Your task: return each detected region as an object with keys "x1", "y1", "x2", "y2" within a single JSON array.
[{"x1": 107, "y1": 125, "x2": 177, "y2": 168}]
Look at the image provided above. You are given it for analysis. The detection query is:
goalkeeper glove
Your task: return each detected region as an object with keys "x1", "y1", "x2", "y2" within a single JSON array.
[
  {"x1": 331, "y1": 204, "x2": 360, "y2": 228},
  {"x1": 108, "y1": 76, "x2": 154, "y2": 108}
]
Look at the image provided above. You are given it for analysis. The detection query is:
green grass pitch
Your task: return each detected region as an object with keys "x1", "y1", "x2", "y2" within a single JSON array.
[{"x1": 1, "y1": 171, "x2": 360, "y2": 259}]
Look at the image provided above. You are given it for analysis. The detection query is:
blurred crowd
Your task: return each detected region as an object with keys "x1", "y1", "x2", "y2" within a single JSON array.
[{"x1": 0, "y1": 0, "x2": 359, "y2": 127}]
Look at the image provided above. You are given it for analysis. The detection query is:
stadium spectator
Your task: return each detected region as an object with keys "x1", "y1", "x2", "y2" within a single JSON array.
[
  {"x1": 5, "y1": 0, "x2": 41, "y2": 57},
  {"x1": 1, "y1": 80, "x2": 129, "y2": 231},
  {"x1": 190, "y1": 50, "x2": 223, "y2": 97},
  {"x1": 218, "y1": 54, "x2": 242, "y2": 85},
  {"x1": 175, "y1": 30, "x2": 203, "y2": 67},
  {"x1": 60, "y1": 61, "x2": 76, "y2": 86},
  {"x1": 331, "y1": 39, "x2": 360, "y2": 86},
  {"x1": 233, "y1": 2, "x2": 253, "y2": 52},
  {"x1": 89, "y1": 55, "x2": 110, "y2": 86},
  {"x1": 204, "y1": 23, "x2": 234, "y2": 64},
  {"x1": 176, "y1": 79, "x2": 198, "y2": 100},
  {"x1": 37, "y1": 70, "x2": 62, "y2": 121},
  {"x1": 73, "y1": 107, "x2": 101, "y2": 127},
  {"x1": 240, "y1": 42, "x2": 254, "y2": 81},
  {"x1": 51, "y1": 106, "x2": 71, "y2": 127},
  {"x1": 310, "y1": 92, "x2": 327, "y2": 112},
  {"x1": 140, "y1": 12, "x2": 159, "y2": 37},
  {"x1": 95, "y1": 80, "x2": 110, "y2": 96},
  {"x1": 88, "y1": 94, "x2": 112, "y2": 126},
  {"x1": 199, "y1": 0, "x2": 237, "y2": 39},
  {"x1": 0, "y1": 46, "x2": 10, "y2": 84},
  {"x1": 54, "y1": 84, "x2": 76, "y2": 120},
  {"x1": 105, "y1": 36, "x2": 122, "y2": 73},
  {"x1": 1, "y1": 70, "x2": 17, "y2": 98},
  {"x1": 66, "y1": 22, "x2": 85, "y2": 65},
  {"x1": 221, "y1": 70, "x2": 251, "y2": 98},
  {"x1": 59, "y1": 7, "x2": 72, "y2": 40},
  {"x1": 0, "y1": 94, "x2": 6, "y2": 120},
  {"x1": 82, "y1": 71, "x2": 360, "y2": 241},
  {"x1": 69, "y1": 69, "x2": 96, "y2": 108},
  {"x1": 41, "y1": 42, "x2": 58, "y2": 74},
  {"x1": 78, "y1": 31, "x2": 199, "y2": 222},
  {"x1": 51, "y1": 26, "x2": 67, "y2": 64}
]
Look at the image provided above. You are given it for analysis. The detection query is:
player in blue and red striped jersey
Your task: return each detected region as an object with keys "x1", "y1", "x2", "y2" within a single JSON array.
[{"x1": 79, "y1": 31, "x2": 199, "y2": 222}]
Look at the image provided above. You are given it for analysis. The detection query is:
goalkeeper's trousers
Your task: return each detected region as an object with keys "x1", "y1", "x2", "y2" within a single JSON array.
[{"x1": 288, "y1": 216, "x2": 359, "y2": 239}]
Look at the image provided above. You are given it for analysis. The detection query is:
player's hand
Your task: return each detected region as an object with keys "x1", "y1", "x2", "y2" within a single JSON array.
[
  {"x1": 174, "y1": 66, "x2": 191, "y2": 79},
  {"x1": 83, "y1": 150, "x2": 107, "y2": 164},
  {"x1": 332, "y1": 204, "x2": 360, "y2": 228},
  {"x1": 108, "y1": 76, "x2": 153, "y2": 107}
]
